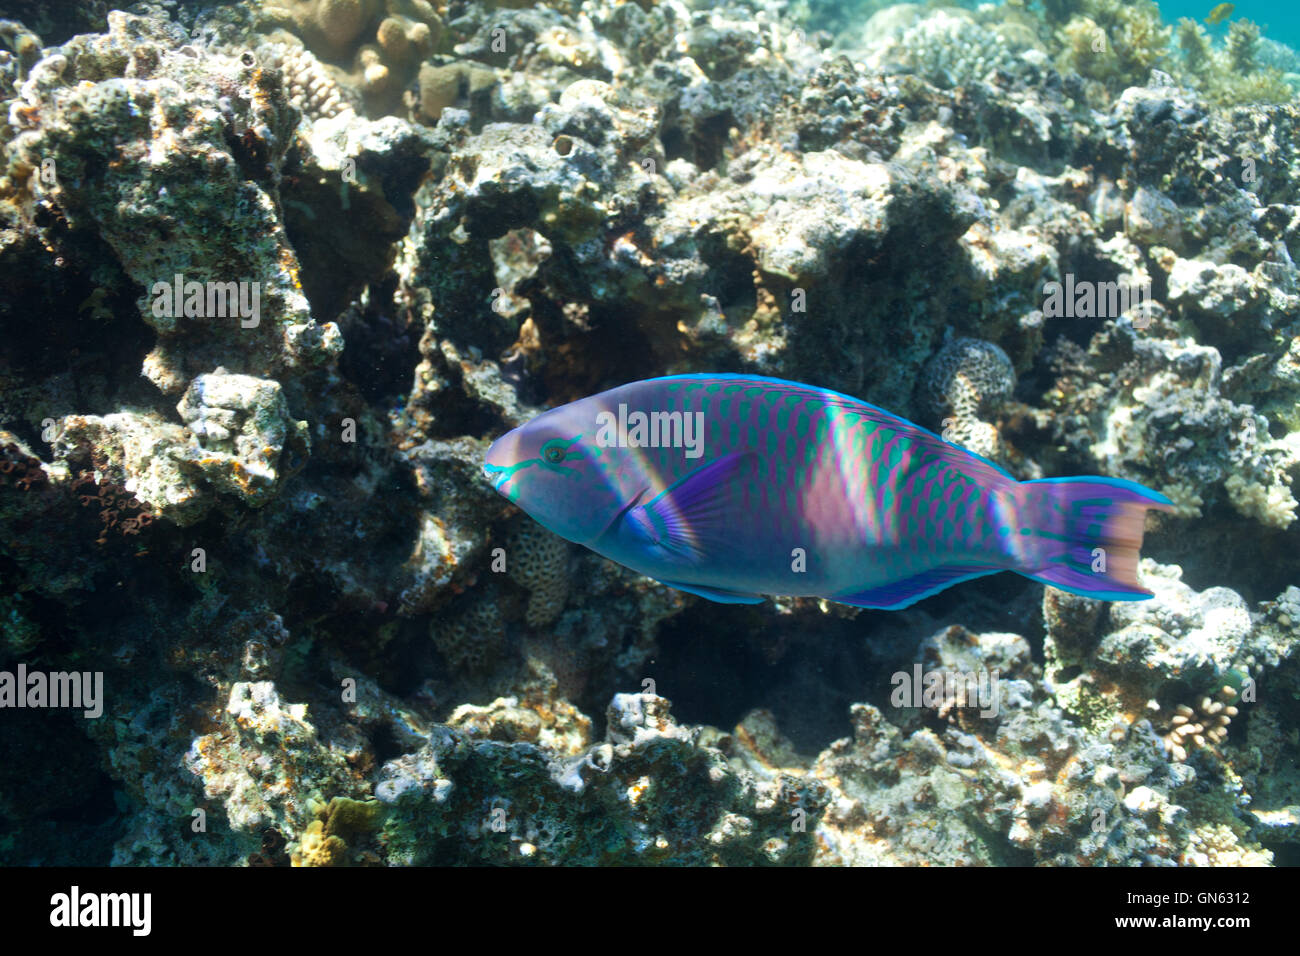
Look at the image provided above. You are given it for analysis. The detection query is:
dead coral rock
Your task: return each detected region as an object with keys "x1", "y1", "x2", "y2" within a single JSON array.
[
  {"x1": 376, "y1": 692, "x2": 828, "y2": 865},
  {"x1": 175, "y1": 369, "x2": 309, "y2": 508},
  {"x1": 57, "y1": 410, "x2": 208, "y2": 525},
  {"x1": 397, "y1": 436, "x2": 500, "y2": 614},
  {"x1": 6, "y1": 11, "x2": 341, "y2": 396},
  {"x1": 186, "y1": 681, "x2": 365, "y2": 842}
]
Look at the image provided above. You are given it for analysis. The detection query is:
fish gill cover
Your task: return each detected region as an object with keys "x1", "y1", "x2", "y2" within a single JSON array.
[{"x1": 0, "y1": 0, "x2": 1295, "y2": 870}]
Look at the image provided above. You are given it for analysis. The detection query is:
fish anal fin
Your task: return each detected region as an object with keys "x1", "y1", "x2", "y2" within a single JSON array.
[
  {"x1": 656, "y1": 579, "x2": 766, "y2": 604},
  {"x1": 833, "y1": 565, "x2": 1002, "y2": 610}
]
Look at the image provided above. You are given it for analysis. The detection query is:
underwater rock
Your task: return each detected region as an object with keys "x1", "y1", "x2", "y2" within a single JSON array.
[
  {"x1": 186, "y1": 680, "x2": 369, "y2": 840},
  {"x1": 55, "y1": 409, "x2": 206, "y2": 524},
  {"x1": 5, "y1": 11, "x2": 339, "y2": 396},
  {"x1": 1046, "y1": 318, "x2": 1298, "y2": 529},
  {"x1": 377, "y1": 692, "x2": 828, "y2": 864},
  {"x1": 175, "y1": 369, "x2": 308, "y2": 508}
]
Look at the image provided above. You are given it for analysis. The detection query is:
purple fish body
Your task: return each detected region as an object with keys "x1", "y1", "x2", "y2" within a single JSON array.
[{"x1": 484, "y1": 374, "x2": 1172, "y2": 609}]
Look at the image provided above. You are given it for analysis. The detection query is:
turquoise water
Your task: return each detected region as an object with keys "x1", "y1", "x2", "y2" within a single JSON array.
[{"x1": 1158, "y1": 1, "x2": 1300, "y2": 51}]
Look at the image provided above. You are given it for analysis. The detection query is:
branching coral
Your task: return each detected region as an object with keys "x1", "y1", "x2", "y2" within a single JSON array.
[
  {"x1": 258, "y1": 0, "x2": 443, "y2": 115},
  {"x1": 862, "y1": 9, "x2": 1026, "y2": 91},
  {"x1": 1170, "y1": 17, "x2": 1293, "y2": 107},
  {"x1": 1054, "y1": 0, "x2": 1170, "y2": 94},
  {"x1": 1157, "y1": 685, "x2": 1241, "y2": 763},
  {"x1": 256, "y1": 38, "x2": 357, "y2": 120},
  {"x1": 1175, "y1": 18, "x2": 1213, "y2": 77},
  {"x1": 1226, "y1": 18, "x2": 1261, "y2": 73}
]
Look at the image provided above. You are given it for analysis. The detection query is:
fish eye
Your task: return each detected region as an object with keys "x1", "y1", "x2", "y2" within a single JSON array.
[{"x1": 543, "y1": 444, "x2": 566, "y2": 465}]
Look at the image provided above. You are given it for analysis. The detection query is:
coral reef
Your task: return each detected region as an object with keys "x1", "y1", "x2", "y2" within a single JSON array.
[
  {"x1": 1052, "y1": 0, "x2": 1171, "y2": 96},
  {"x1": 1173, "y1": 16, "x2": 1296, "y2": 107},
  {"x1": 859, "y1": 8, "x2": 1032, "y2": 91},
  {"x1": 505, "y1": 519, "x2": 571, "y2": 628},
  {"x1": 0, "y1": 0, "x2": 1297, "y2": 869},
  {"x1": 258, "y1": 0, "x2": 442, "y2": 115},
  {"x1": 378, "y1": 693, "x2": 829, "y2": 864}
]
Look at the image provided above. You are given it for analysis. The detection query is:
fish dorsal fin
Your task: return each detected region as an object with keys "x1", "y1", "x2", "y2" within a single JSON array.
[{"x1": 626, "y1": 451, "x2": 754, "y2": 561}]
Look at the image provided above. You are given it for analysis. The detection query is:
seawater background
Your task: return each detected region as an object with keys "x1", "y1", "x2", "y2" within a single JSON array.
[{"x1": 1158, "y1": 1, "x2": 1300, "y2": 50}]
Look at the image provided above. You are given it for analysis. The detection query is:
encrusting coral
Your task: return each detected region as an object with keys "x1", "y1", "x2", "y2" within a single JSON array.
[
  {"x1": 290, "y1": 796, "x2": 385, "y2": 866},
  {"x1": 917, "y1": 336, "x2": 1016, "y2": 462},
  {"x1": 506, "y1": 519, "x2": 571, "y2": 628}
]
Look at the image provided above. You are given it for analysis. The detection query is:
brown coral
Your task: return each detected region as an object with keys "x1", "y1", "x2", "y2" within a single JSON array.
[
  {"x1": 260, "y1": 0, "x2": 443, "y2": 115},
  {"x1": 506, "y1": 521, "x2": 571, "y2": 628},
  {"x1": 0, "y1": 442, "x2": 49, "y2": 492},
  {"x1": 432, "y1": 586, "x2": 508, "y2": 673},
  {"x1": 1159, "y1": 685, "x2": 1240, "y2": 763},
  {"x1": 70, "y1": 471, "x2": 156, "y2": 547},
  {"x1": 416, "y1": 60, "x2": 497, "y2": 124}
]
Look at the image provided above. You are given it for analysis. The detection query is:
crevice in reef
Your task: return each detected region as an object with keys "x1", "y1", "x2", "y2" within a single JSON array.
[
  {"x1": 336, "y1": 277, "x2": 422, "y2": 406},
  {"x1": 0, "y1": 228, "x2": 155, "y2": 447}
]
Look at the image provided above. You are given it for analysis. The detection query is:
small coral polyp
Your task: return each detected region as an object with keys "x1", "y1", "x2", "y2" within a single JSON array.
[
  {"x1": 1160, "y1": 687, "x2": 1240, "y2": 764},
  {"x1": 259, "y1": 0, "x2": 442, "y2": 114}
]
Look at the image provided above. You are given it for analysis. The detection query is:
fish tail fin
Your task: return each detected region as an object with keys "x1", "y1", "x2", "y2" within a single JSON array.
[{"x1": 1011, "y1": 477, "x2": 1173, "y2": 600}]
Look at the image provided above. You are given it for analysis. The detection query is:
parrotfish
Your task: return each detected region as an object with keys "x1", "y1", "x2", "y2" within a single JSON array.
[{"x1": 483, "y1": 374, "x2": 1172, "y2": 609}]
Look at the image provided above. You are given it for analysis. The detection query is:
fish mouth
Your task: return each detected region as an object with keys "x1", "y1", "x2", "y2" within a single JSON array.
[{"x1": 483, "y1": 429, "x2": 525, "y2": 491}]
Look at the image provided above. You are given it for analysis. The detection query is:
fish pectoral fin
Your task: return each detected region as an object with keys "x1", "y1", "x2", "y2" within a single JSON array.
[
  {"x1": 634, "y1": 451, "x2": 754, "y2": 561},
  {"x1": 833, "y1": 565, "x2": 1002, "y2": 610},
  {"x1": 655, "y1": 579, "x2": 766, "y2": 605}
]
